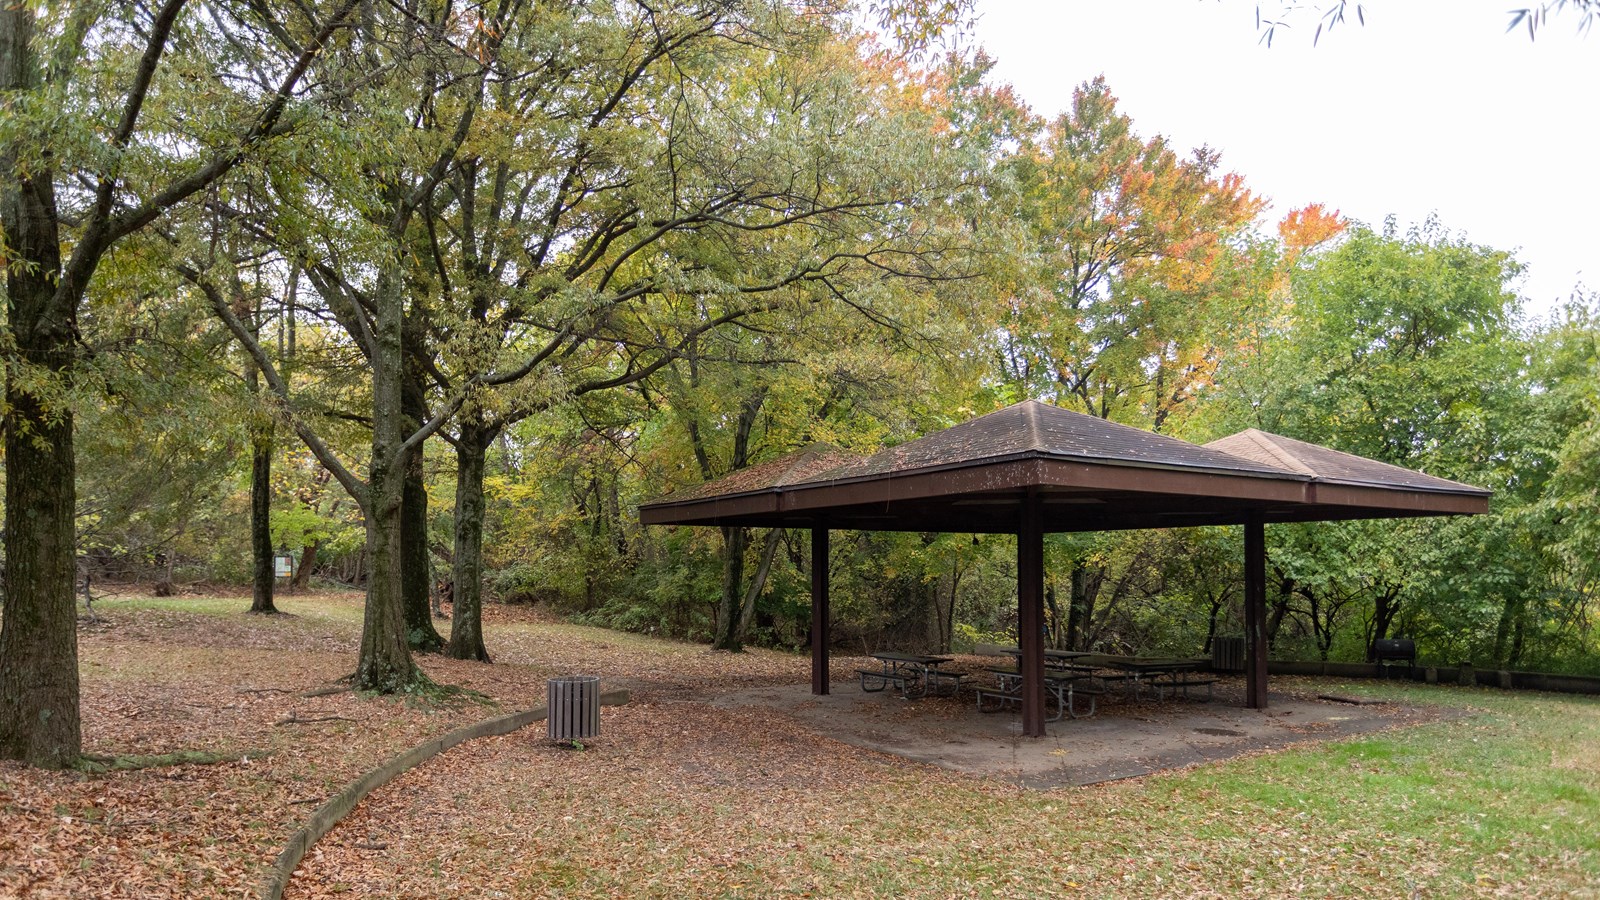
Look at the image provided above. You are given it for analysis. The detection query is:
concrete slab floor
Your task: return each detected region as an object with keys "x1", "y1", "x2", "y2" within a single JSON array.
[{"x1": 712, "y1": 675, "x2": 1451, "y2": 789}]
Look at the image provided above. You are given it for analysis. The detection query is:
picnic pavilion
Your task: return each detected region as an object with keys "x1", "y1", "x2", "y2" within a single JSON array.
[{"x1": 639, "y1": 400, "x2": 1490, "y2": 737}]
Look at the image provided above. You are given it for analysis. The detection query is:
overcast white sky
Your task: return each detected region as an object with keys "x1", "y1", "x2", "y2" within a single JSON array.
[{"x1": 970, "y1": 1, "x2": 1597, "y2": 318}]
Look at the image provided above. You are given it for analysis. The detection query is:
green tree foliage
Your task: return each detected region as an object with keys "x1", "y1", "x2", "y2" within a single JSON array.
[
  {"x1": 1229, "y1": 217, "x2": 1523, "y2": 468},
  {"x1": 1212, "y1": 218, "x2": 1600, "y2": 671},
  {"x1": 401, "y1": 7, "x2": 993, "y2": 657}
]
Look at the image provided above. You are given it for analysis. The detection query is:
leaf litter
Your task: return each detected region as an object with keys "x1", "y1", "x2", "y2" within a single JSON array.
[{"x1": 3, "y1": 592, "x2": 1596, "y2": 898}]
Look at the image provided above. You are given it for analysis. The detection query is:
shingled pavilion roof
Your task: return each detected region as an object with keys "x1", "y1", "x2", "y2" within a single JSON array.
[
  {"x1": 1203, "y1": 429, "x2": 1482, "y2": 494},
  {"x1": 639, "y1": 400, "x2": 1491, "y2": 532}
]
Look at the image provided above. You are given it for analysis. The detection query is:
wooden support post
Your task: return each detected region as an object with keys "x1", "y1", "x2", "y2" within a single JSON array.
[
  {"x1": 1244, "y1": 513, "x2": 1269, "y2": 709},
  {"x1": 811, "y1": 526, "x2": 830, "y2": 696},
  {"x1": 1018, "y1": 492, "x2": 1046, "y2": 737}
]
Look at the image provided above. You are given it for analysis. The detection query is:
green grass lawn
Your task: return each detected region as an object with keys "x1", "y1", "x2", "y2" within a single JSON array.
[
  {"x1": 93, "y1": 590, "x2": 366, "y2": 624},
  {"x1": 1105, "y1": 685, "x2": 1600, "y2": 895}
]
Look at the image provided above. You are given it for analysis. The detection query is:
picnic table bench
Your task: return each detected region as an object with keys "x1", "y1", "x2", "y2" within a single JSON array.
[
  {"x1": 976, "y1": 667, "x2": 1105, "y2": 721},
  {"x1": 1081, "y1": 656, "x2": 1215, "y2": 701},
  {"x1": 1150, "y1": 675, "x2": 1219, "y2": 701},
  {"x1": 859, "y1": 652, "x2": 963, "y2": 698},
  {"x1": 990, "y1": 645, "x2": 1096, "y2": 671}
]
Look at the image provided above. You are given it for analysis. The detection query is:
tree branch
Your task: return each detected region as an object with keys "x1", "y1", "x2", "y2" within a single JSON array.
[{"x1": 174, "y1": 262, "x2": 371, "y2": 512}]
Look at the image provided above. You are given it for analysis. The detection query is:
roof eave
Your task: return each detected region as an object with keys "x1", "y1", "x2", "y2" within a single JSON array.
[{"x1": 638, "y1": 448, "x2": 1306, "y2": 514}]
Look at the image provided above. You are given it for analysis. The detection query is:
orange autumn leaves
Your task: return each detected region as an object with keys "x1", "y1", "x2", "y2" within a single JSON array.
[
  {"x1": 999, "y1": 77, "x2": 1344, "y2": 431},
  {"x1": 1279, "y1": 203, "x2": 1345, "y2": 261}
]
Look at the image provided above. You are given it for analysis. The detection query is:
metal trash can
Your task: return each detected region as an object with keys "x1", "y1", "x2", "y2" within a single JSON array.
[
  {"x1": 1211, "y1": 636, "x2": 1246, "y2": 672},
  {"x1": 547, "y1": 675, "x2": 601, "y2": 741}
]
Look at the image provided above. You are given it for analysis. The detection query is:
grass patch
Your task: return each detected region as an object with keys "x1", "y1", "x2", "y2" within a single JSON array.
[
  {"x1": 96, "y1": 594, "x2": 249, "y2": 617},
  {"x1": 95, "y1": 592, "x2": 366, "y2": 626},
  {"x1": 1070, "y1": 688, "x2": 1600, "y2": 895}
]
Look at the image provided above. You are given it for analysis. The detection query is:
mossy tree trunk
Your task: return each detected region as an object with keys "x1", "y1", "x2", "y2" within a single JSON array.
[
  {"x1": 400, "y1": 374, "x2": 443, "y2": 652},
  {"x1": 354, "y1": 264, "x2": 420, "y2": 693},
  {"x1": 446, "y1": 417, "x2": 495, "y2": 662},
  {"x1": 0, "y1": 161, "x2": 81, "y2": 767},
  {"x1": 0, "y1": 4, "x2": 78, "y2": 768}
]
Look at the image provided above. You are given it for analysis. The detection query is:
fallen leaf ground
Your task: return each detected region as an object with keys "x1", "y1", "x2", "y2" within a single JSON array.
[{"x1": 2, "y1": 592, "x2": 1597, "y2": 898}]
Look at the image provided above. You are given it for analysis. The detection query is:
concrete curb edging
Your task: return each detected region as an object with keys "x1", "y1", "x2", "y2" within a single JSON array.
[
  {"x1": 1265, "y1": 660, "x2": 1600, "y2": 695},
  {"x1": 260, "y1": 688, "x2": 631, "y2": 900}
]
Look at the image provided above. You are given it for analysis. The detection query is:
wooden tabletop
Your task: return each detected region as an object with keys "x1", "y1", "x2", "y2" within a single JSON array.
[
  {"x1": 872, "y1": 651, "x2": 953, "y2": 666},
  {"x1": 1086, "y1": 656, "x2": 1204, "y2": 673},
  {"x1": 998, "y1": 647, "x2": 1093, "y2": 660}
]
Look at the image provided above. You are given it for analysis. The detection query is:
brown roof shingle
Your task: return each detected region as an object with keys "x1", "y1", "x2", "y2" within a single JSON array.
[
  {"x1": 639, "y1": 401, "x2": 1492, "y2": 528},
  {"x1": 822, "y1": 400, "x2": 1290, "y2": 480},
  {"x1": 1205, "y1": 429, "x2": 1490, "y2": 495},
  {"x1": 653, "y1": 444, "x2": 862, "y2": 504}
]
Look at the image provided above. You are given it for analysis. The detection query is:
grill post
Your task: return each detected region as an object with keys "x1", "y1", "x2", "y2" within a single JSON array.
[{"x1": 547, "y1": 675, "x2": 601, "y2": 741}]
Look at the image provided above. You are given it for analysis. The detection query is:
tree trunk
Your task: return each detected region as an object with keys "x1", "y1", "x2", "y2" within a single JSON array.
[
  {"x1": 1267, "y1": 574, "x2": 1295, "y2": 645},
  {"x1": 1066, "y1": 565, "x2": 1096, "y2": 651},
  {"x1": 248, "y1": 303, "x2": 277, "y2": 613},
  {"x1": 735, "y1": 528, "x2": 784, "y2": 644},
  {"x1": 291, "y1": 540, "x2": 320, "y2": 592},
  {"x1": 0, "y1": 4, "x2": 80, "y2": 768},
  {"x1": 1308, "y1": 591, "x2": 1334, "y2": 661},
  {"x1": 399, "y1": 353, "x2": 442, "y2": 650},
  {"x1": 1045, "y1": 582, "x2": 1062, "y2": 648},
  {"x1": 357, "y1": 484, "x2": 414, "y2": 691},
  {"x1": 942, "y1": 564, "x2": 963, "y2": 654},
  {"x1": 1510, "y1": 608, "x2": 1527, "y2": 668},
  {"x1": 354, "y1": 267, "x2": 419, "y2": 693},
  {"x1": 249, "y1": 422, "x2": 277, "y2": 613},
  {"x1": 0, "y1": 389, "x2": 80, "y2": 769},
  {"x1": 1371, "y1": 586, "x2": 1401, "y2": 648},
  {"x1": 1203, "y1": 591, "x2": 1224, "y2": 654},
  {"x1": 446, "y1": 420, "x2": 493, "y2": 662},
  {"x1": 713, "y1": 525, "x2": 749, "y2": 651},
  {"x1": 400, "y1": 441, "x2": 442, "y2": 651}
]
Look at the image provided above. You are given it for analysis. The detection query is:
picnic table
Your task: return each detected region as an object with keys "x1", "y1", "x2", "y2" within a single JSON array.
[
  {"x1": 858, "y1": 652, "x2": 963, "y2": 698},
  {"x1": 1082, "y1": 655, "x2": 1216, "y2": 700},
  {"x1": 998, "y1": 646, "x2": 1095, "y2": 671},
  {"x1": 976, "y1": 667, "x2": 1104, "y2": 721}
]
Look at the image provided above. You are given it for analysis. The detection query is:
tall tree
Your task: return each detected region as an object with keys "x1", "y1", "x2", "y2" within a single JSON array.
[
  {"x1": 194, "y1": 0, "x2": 494, "y2": 689},
  {"x1": 0, "y1": 0, "x2": 354, "y2": 767},
  {"x1": 396, "y1": 2, "x2": 985, "y2": 660},
  {"x1": 997, "y1": 77, "x2": 1265, "y2": 430},
  {"x1": 245, "y1": 272, "x2": 281, "y2": 614}
]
